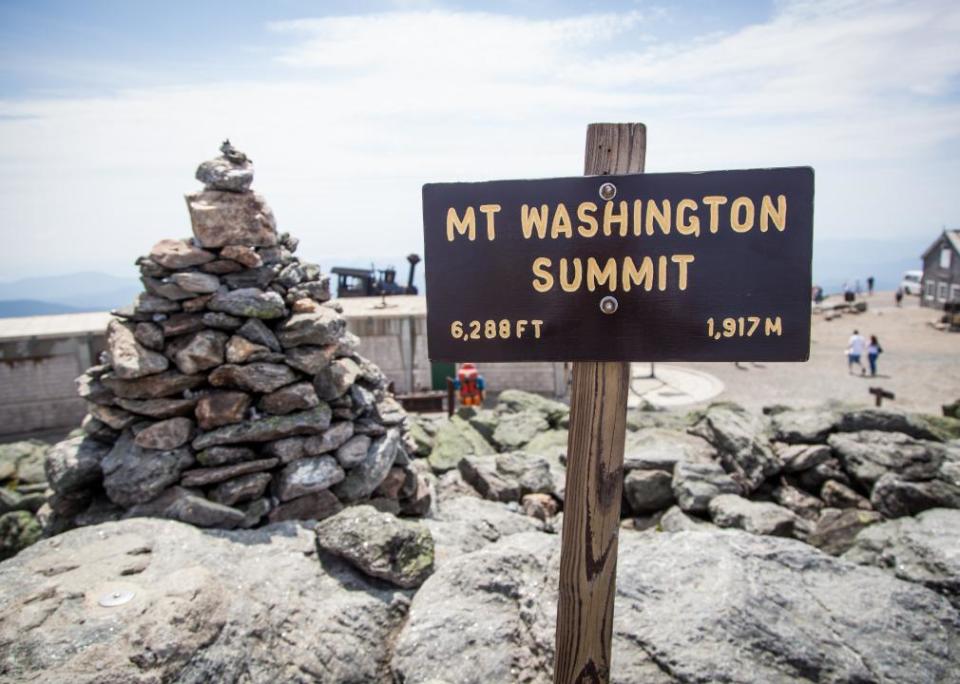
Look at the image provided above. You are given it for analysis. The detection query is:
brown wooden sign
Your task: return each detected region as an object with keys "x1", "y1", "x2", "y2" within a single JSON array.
[{"x1": 422, "y1": 166, "x2": 814, "y2": 362}]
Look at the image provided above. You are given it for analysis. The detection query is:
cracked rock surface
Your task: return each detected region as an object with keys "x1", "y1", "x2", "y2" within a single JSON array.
[{"x1": 4, "y1": 512, "x2": 956, "y2": 684}]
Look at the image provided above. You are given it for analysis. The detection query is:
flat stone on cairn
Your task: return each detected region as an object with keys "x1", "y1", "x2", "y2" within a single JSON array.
[{"x1": 46, "y1": 142, "x2": 428, "y2": 532}]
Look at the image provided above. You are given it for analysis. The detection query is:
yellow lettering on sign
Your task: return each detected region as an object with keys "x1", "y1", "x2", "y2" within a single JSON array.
[
  {"x1": 760, "y1": 195, "x2": 786, "y2": 232},
  {"x1": 586, "y1": 257, "x2": 618, "y2": 292},
  {"x1": 702, "y1": 195, "x2": 728, "y2": 233},
  {"x1": 551, "y1": 203, "x2": 573, "y2": 239},
  {"x1": 446, "y1": 206, "x2": 476, "y2": 242},
  {"x1": 621, "y1": 256, "x2": 654, "y2": 292},
  {"x1": 577, "y1": 202, "x2": 599, "y2": 238},
  {"x1": 731, "y1": 197, "x2": 755, "y2": 233},
  {"x1": 531, "y1": 257, "x2": 553, "y2": 293},
  {"x1": 603, "y1": 200, "x2": 628, "y2": 237},
  {"x1": 559, "y1": 258, "x2": 582, "y2": 292},
  {"x1": 646, "y1": 199, "x2": 671, "y2": 236},
  {"x1": 478, "y1": 204, "x2": 501, "y2": 240},
  {"x1": 676, "y1": 199, "x2": 700, "y2": 237},
  {"x1": 671, "y1": 254, "x2": 695, "y2": 290},
  {"x1": 521, "y1": 204, "x2": 549, "y2": 239}
]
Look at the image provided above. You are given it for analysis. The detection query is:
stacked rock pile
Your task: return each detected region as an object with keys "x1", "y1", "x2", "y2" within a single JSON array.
[{"x1": 43, "y1": 142, "x2": 429, "y2": 531}]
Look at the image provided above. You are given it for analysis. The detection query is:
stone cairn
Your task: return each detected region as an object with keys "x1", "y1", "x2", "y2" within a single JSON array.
[{"x1": 44, "y1": 141, "x2": 429, "y2": 531}]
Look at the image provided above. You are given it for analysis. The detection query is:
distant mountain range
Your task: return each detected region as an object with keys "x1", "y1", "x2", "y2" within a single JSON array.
[
  {"x1": 0, "y1": 272, "x2": 140, "y2": 318},
  {"x1": 0, "y1": 236, "x2": 934, "y2": 318}
]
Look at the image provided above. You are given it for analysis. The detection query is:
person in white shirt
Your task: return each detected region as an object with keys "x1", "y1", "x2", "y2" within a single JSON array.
[{"x1": 847, "y1": 330, "x2": 866, "y2": 375}]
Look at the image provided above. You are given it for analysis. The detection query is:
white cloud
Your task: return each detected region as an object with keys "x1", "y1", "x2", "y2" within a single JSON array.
[{"x1": 0, "y1": 0, "x2": 958, "y2": 281}]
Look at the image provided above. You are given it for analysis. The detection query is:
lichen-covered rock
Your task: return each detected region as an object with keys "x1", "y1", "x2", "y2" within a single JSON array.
[
  {"x1": 689, "y1": 403, "x2": 780, "y2": 492},
  {"x1": 274, "y1": 456, "x2": 345, "y2": 502},
  {"x1": 807, "y1": 507, "x2": 883, "y2": 555},
  {"x1": 770, "y1": 408, "x2": 837, "y2": 443},
  {"x1": 708, "y1": 494, "x2": 808, "y2": 538},
  {"x1": 838, "y1": 408, "x2": 960, "y2": 442},
  {"x1": 106, "y1": 320, "x2": 169, "y2": 379},
  {"x1": 101, "y1": 432, "x2": 194, "y2": 507},
  {"x1": 428, "y1": 416, "x2": 494, "y2": 472},
  {"x1": 334, "y1": 429, "x2": 400, "y2": 503},
  {"x1": 277, "y1": 310, "x2": 346, "y2": 348},
  {"x1": 208, "y1": 362, "x2": 298, "y2": 393},
  {"x1": 316, "y1": 505, "x2": 435, "y2": 588},
  {"x1": 623, "y1": 427, "x2": 715, "y2": 472},
  {"x1": 491, "y1": 410, "x2": 548, "y2": 450},
  {"x1": 207, "y1": 287, "x2": 286, "y2": 319},
  {"x1": 496, "y1": 388, "x2": 569, "y2": 426},
  {"x1": 624, "y1": 469, "x2": 675, "y2": 514},
  {"x1": 671, "y1": 460, "x2": 740, "y2": 513},
  {"x1": 312, "y1": 357, "x2": 360, "y2": 401},
  {"x1": 45, "y1": 436, "x2": 109, "y2": 494},
  {"x1": 828, "y1": 430, "x2": 947, "y2": 490},
  {"x1": 191, "y1": 405, "x2": 332, "y2": 449},
  {"x1": 0, "y1": 511, "x2": 42, "y2": 561},
  {"x1": 843, "y1": 508, "x2": 960, "y2": 608}
]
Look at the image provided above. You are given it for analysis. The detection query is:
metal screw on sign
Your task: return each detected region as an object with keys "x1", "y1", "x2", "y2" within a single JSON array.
[
  {"x1": 598, "y1": 182, "x2": 617, "y2": 201},
  {"x1": 98, "y1": 590, "x2": 135, "y2": 607},
  {"x1": 599, "y1": 296, "x2": 619, "y2": 314}
]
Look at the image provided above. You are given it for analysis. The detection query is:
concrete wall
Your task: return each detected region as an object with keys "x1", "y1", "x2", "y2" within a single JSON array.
[{"x1": 0, "y1": 333, "x2": 104, "y2": 439}]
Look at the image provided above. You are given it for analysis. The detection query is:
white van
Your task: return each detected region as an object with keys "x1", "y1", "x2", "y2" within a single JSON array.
[{"x1": 900, "y1": 270, "x2": 923, "y2": 295}]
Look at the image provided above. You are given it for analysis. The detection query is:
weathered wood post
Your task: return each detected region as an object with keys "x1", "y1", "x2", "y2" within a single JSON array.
[{"x1": 552, "y1": 123, "x2": 646, "y2": 684}]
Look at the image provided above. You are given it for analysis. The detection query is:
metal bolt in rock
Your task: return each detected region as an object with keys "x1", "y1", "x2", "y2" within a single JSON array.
[{"x1": 98, "y1": 590, "x2": 135, "y2": 607}]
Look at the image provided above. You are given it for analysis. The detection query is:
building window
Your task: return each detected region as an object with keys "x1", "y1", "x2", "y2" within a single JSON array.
[
  {"x1": 925, "y1": 280, "x2": 935, "y2": 299},
  {"x1": 941, "y1": 247, "x2": 952, "y2": 269},
  {"x1": 952, "y1": 284, "x2": 960, "y2": 302},
  {"x1": 938, "y1": 282, "x2": 949, "y2": 301}
]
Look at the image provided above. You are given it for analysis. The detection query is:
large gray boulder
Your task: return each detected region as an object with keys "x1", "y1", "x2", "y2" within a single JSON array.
[
  {"x1": 844, "y1": 508, "x2": 960, "y2": 608},
  {"x1": 392, "y1": 528, "x2": 960, "y2": 683},
  {"x1": 871, "y1": 471, "x2": 960, "y2": 518},
  {"x1": 828, "y1": 430, "x2": 948, "y2": 491},
  {"x1": 0, "y1": 518, "x2": 407, "y2": 683},
  {"x1": 838, "y1": 408, "x2": 960, "y2": 442},
  {"x1": 101, "y1": 432, "x2": 194, "y2": 507},
  {"x1": 315, "y1": 505, "x2": 434, "y2": 588},
  {"x1": 708, "y1": 494, "x2": 809, "y2": 539},
  {"x1": 689, "y1": 403, "x2": 780, "y2": 492},
  {"x1": 423, "y1": 495, "x2": 541, "y2": 566},
  {"x1": 770, "y1": 407, "x2": 838, "y2": 443},
  {"x1": 623, "y1": 427, "x2": 716, "y2": 472}
]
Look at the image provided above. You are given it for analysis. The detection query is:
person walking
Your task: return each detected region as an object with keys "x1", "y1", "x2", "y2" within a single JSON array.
[
  {"x1": 867, "y1": 276, "x2": 875, "y2": 296},
  {"x1": 847, "y1": 329, "x2": 866, "y2": 375},
  {"x1": 867, "y1": 335, "x2": 883, "y2": 377},
  {"x1": 895, "y1": 288, "x2": 904, "y2": 307}
]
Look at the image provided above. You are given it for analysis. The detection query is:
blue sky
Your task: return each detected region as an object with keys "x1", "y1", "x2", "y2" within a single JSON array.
[{"x1": 0, "y1": 0, "x2": 957, "y2": 281}]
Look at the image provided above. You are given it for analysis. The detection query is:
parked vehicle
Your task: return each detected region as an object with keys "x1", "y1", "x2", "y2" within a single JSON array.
[{"x1": 899, "y1": 269, "x2": 923, "y2": 295}]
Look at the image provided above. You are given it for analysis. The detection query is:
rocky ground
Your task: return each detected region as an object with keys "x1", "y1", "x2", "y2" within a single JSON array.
[{"x1": 1, "y1": 391, "x2": 959, "y2": 682}]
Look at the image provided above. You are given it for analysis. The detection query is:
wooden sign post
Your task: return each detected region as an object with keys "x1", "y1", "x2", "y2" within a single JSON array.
[
  {"x1": 421, "y1": 122, "x2": 814, "y2": 683},
  {"x1": 553, "y1": 123, "x2": 643, "y2": 683}
]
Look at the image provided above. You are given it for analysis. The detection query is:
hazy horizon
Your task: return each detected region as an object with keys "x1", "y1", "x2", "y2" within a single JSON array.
[{"x1": 2, "y1": 0, "x2": 958, "y2": 281}]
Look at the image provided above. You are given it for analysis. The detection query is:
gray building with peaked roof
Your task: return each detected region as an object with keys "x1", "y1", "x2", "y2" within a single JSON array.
[{"x1": 921, "y1": 229, "x2": 960, "y2": 308}]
